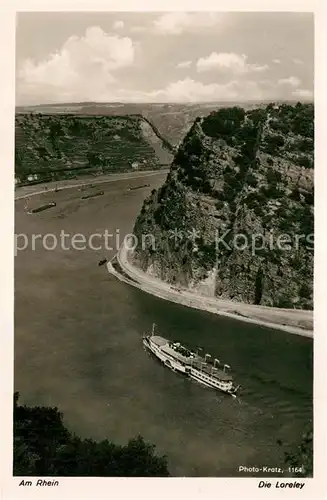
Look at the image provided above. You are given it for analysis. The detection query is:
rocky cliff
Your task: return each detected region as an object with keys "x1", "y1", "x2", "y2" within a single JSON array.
[{"x1": 133, "y1": 103, "x2": 314, "y2": 310}]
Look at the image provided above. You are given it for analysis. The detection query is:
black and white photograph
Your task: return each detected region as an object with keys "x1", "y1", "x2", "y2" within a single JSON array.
[{"x1": 1, "y1": 3, "x2": 326, "y2": 499}]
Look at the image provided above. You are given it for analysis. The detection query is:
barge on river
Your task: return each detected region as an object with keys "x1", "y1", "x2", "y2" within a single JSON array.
[{"x1": 143, "y1": 324, "x2": 239, "y2": 397}]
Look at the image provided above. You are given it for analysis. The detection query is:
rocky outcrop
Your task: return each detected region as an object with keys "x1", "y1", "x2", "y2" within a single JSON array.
[{"x1": 133, "y1": 103, "x2": 314, "y2": 310}]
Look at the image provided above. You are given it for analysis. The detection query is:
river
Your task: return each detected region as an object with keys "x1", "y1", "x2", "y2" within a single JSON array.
[{"x1": 14, "y1": 171, "x2": 313, "y2": 477}]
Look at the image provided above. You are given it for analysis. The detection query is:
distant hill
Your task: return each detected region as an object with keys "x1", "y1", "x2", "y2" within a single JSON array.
[{"x1": 15, "y1": 113, "x2": 174, "y2": 185}]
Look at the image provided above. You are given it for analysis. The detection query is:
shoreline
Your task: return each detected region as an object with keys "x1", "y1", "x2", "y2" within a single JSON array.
[
  {"x1": 14, "y1": 169, "x2": 169, "y2": 200},
  {"x1": 14, "y1": 172, "x2": 313, "y2": 338},
  {"x1": 108, "y1": 244, "x2": 313, "y2": 338}
]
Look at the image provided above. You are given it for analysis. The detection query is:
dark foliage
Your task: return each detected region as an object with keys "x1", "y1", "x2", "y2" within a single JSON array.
[
  {"x1": 277, "y1": 423, "x2": 313, "y2": 477},
  {"x1": 246, "y1": 108, "x2": 265, "y2": 124},
  {"x1": 295, "y1": 137, "x2": 314, "y2": 153},
  {"x1": 266, "y1": 167, "x2": 282, "y2": 184},
  {"x1": 201, "y1": 107, "x2": 245, "y2": 139},
  {"x1": 174, "y1": 135, "x2": 204, "y2": 180},
  {"x1": 294, "y1": 154, "x2": 314, "y2": 169},
  {"x1": 245, "y1": 171, "x2": 258, "y2": 187},
  {"x1": 215, "y1": 199, "x2": 225, "y2": 210},
  {"x1": 196, "y1": 240, "x2": 217, "y2": 268},
  {"x1": 269, "y1": 102, "x2": 314, "y2": 139},
  {"x1": 263, "y1": 134, "x2": 285, "y2": 155},
  {"x1": 13, "y1": 393, "x2": 169, "y2": 477},
  {"x1": 244, "y1": 191, "x2": 267, "y2": 210}
]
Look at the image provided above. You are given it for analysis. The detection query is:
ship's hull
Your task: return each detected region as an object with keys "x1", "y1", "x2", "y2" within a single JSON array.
[{"x1": 188, "y1": 369, "x2": 237, "y2": 396}]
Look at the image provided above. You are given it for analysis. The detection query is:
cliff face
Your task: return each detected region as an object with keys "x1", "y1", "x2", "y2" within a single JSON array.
[
  {"x1": 133, "y1": 103, "x2": 314, "y2": 310},
  {"x1": 15, "y1": 114, "x2": 173, "y2": 185}
]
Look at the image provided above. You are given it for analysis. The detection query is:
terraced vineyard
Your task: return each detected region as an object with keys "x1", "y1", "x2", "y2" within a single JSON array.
[{"x1": 15, "y1": 114, "x2": 173, "y2": 185}]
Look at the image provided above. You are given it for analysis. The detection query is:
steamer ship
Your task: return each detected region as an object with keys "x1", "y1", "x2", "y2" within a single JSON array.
[{"x1": 143, "y1": 324, "x2": 239, "y2": 397}]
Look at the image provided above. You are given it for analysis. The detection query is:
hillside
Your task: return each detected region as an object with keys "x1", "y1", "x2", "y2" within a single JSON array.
[
  {"x1": 15, "y1": 114, "x2": 173, "y2": 185},
  {"x1": 16, "y1": 101, "x2": 287, "y2": 147},
  {"x1": 14, "y1": 393, "x2": 169, "y2": 476},
  {"x1": 133, "y1": 102, "x2": 314, "y2": 310}
]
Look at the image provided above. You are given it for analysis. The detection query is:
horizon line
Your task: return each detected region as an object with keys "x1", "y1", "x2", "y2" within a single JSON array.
[{"x1": 16, "y1": 98, "x2": 313, "y2": 108}]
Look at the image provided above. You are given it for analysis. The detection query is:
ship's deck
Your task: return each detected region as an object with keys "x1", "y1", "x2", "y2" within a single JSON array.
[
  {"x1": 161, "y1": 344, "x2": 192, "y2": 364},
  {"x1": 151, "y1": 335, "x2": 168, "y2": 347},
  {"x1": 150, "y1": 335, "x2": 233, "y2": 381}
]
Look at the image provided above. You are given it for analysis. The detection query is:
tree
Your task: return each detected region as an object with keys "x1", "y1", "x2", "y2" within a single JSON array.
[
  {"x1": 263, "y1": 134, "x2": 285, "y2": 155},
  {"x1": 277, "y1": 423, "x2": 313, "y2": 477},
  {"x1": 14, "y1": 393, "x2": 169, "y2": 477},
  {"x1": 245, "y1": 171, "x2": 258, "y2": 187},
  {"x1": 201, "y1": 107, "x2": 245, "y2": 138}
]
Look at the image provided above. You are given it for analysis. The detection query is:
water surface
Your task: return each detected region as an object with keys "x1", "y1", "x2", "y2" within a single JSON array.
[{"x1": 15, "y1": 172, "x2": 313, "y2": 476}]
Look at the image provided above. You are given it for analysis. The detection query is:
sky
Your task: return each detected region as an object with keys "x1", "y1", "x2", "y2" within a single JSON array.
[{"x1": 15, "y1": 12, "x2": 314, "y2": 105}]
